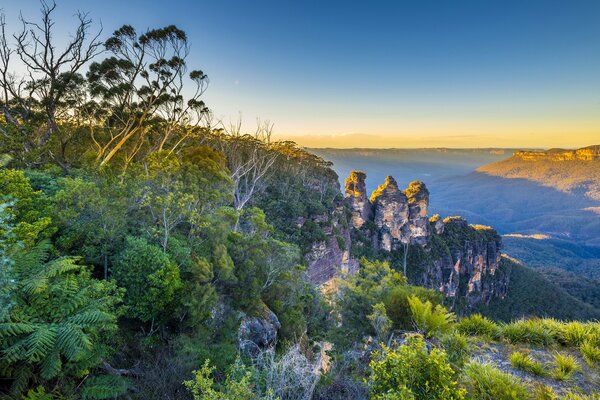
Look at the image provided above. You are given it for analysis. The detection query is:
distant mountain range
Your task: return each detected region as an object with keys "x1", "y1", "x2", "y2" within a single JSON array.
[
  {"x1": 310, "y1": 145, "x2": 600, "y2": 317},
  {"x1": 478, "y1": 145, "x2": 600, "y2": 200}
]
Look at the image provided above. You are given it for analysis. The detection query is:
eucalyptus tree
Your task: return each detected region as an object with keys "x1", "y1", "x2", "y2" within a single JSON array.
[
  {"x1": 0, "y1": 1, "x2": 102, "y2": 165},
  {"x1": 86, "y1": 24, "x2": 209, "y2": 168}
]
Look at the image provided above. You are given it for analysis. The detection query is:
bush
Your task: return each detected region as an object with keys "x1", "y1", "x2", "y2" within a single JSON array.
[
  {"x1": 111, "y1": 236, "x2": 181, "y2": 325},
  {"x1": 463, "y1": 362, "x2": 530, "y2": 400},
  {"x1": 441, "y1": 333, "x2": 470, "y2": 370},
  {"x1": 183, "y1": 359, "x2": 258, "y2": 400},
  {"x1": 368, "y1": 335, "x2": 465, "y2": 400},
  {"x1": 499, "y1": 319, "x2": 555, "y2": 347},
  {"x1": 552, "y1": 353, "x2": 579, "y2": 381},
  {"x1": 407, "y1": 295, "x2": 455, "y2": 338},
  {"x1": 509, "y1": 351, "x2": 545, "y2": 376},
  {"x1": 458, "y1": 314, "x2": 499, "y2": 338}
]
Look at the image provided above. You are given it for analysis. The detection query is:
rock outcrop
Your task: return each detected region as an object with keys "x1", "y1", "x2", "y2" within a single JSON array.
[
  {"x1": 238, "y1": 306, "x2": 281, "y2": 357},
  {"x1": 304, "y1": 204, "x2": 358, "y2": 286},
  {"x1": 344, "y1": 171, "x2": 372, "y2": 229},
  {"x1": 343, "y1": 171, "x2": 509, "y2": 309},
  {"x1": 370, "y1": 176, "x2": 409, "y2": 251}
]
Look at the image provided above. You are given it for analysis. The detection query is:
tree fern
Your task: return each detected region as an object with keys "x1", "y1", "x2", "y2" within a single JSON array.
[
  {"x1": 80, "y1": 375, "x2": 129, "y2": 400},
  {"x1": 0, "y1": 239, "x2": 122, "y2": 396}
]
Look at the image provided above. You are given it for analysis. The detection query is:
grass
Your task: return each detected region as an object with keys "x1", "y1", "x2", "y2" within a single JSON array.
[
  {"x1": 441, "y1": 332, "x2": 470, "y2": 370},
  {"x1": 499, "y1": 319, "x2": 555, "y2": 347},
  {"x1": 580, "y1": 337, "x2": 600, "y2": 367},
  {"x1": 463, "y1": 361, "x2": 531, "y2": 400},
  {"x1": 509, "y1": 351, "x2": 546, "y2": 377},
  {"x1": 458, "y1": 314, "x2": 499, "y2": 338},
  {"x1": 552, "y1": 352, "x2": 579, "y2": 381}
]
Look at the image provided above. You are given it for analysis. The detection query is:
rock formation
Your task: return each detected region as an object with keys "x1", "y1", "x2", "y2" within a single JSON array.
[
  {"x1": 344, "y1": 171, "x2": 372, "y2": 229},
  {"x1": 238, "y1": 307, "x2": 281, "y2": 357},
  {"x1": 370, "y1": 176, "x2": 409, "y2": 251},
  {"x1": 303, "y1": 169, "x2": 509, "y2": 309},
  {"x1": 342, "y1": 171, "x2": 509, "y2": 309}
]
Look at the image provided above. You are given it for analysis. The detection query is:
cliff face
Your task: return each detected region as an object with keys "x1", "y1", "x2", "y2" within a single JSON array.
[
  {"x1": 514, "y1": 145, "x2": 600, "y2": 161},
  {"x1": 302, "y1": 169, "x2": 509, "y2": 309},
  {"x1": 343, "y1": 171, "x2": 508, "y2": 309}
]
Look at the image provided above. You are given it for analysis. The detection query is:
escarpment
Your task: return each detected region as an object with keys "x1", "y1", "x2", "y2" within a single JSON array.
[{"x1": 303, "y1": 170, "x2": 509, "y2": 310}]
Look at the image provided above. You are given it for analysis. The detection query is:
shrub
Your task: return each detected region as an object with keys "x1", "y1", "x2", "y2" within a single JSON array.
[
  {"x1": 562, "y1": 392, "x2": 600, "y2": 400},
  {"x1": 463, "y1": 362, "x2": 530, "y2": 400},
  {"x1": 441, "y1": 332, "x2": 470, "y2": 370},
  {"x1": 552, "y1": 353, "x2": 579, "y2": 381},
  {"x1": 458, "y1": 314, "x2": 499, "y2": 338},
  {"x1": 499, "y1": 319, "x2": 555, "y2": 347},
  {"x1": 183, "y1": 359, "x2": 258, "y2": 400},
  {"x1": 407, "y1": 295, "x2": 455, "y2": 338},
  {"x1": 368, "y1": 334, "x2": 465, "y2": 400},
  {"x1": 509, "y1": 351, "x2": 546, "y2": 376},
  {"x1": 112, "y1": 236, "x2": 181, "y2": 325}
]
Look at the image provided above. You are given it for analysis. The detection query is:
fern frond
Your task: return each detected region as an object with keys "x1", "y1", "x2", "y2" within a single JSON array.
[
  {"x1": 80, "y1": 375, "x2": 129, "y2": 400},
  {"x1": 39, "y1": 347, "x2": 62, "y2": 380},
  {"x1": 0, "y1": 322, "x2": 36, "y2": 337},
  {"x1": 55, "y1": 324, "x2": 91, "y2": 361},
  {"x1": 24, "y1": 326, "x2": 57, "y2": 362}
]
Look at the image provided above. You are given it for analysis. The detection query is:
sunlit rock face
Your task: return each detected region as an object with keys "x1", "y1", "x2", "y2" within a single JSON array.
[
  {"x1": 340, "y1": 171, "x2": 509, "y2": 310},
  {"x1": 405, "y1": 181, "x2": 430, "y2": 246},
  {"x1": 514, "y1": 145, "x2": 600, "y2": 161},
  {"x1": 344, "y1": 171, "x2": 372, "y2": 229},
  {"x1": 370, "y1": 176, "x2": 409, "y2": 251}
]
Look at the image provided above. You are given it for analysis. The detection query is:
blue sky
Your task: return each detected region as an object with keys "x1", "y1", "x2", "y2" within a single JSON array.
[{"x1": 2, "y1": 0, "x2": 600, "y2": 147}]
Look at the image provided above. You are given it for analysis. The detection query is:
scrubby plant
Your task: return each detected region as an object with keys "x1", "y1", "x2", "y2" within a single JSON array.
[
  {"x1": 368, "y1": 334, "x2": 465, "y2": 400},
  {"x1": 509, "y1": 351, "x2": 546, "y2": 376},
  {"x1": 580, "y1": 336, "x2": 600, "y2": 366},
  {"x1": 463, "y1": 362, "x2": 530, "y2": 400},
  {"x1": 407, "y1": 295, "x2": 455, "y2": 338},
  {"x1": 531, "y1": 383, "x2": 558, "y2": 400},
  {"x1": 562, "y1": 392, "x2": 600, "y2": 400},
  {"x1": 552, "y1": 353, "x2": 579, "y2": 381},
  {"x1": 458, "y1": 314, "x2": 499, "y2": 338},
  {"x1": 499, "y1": 319, "x2": 555, "y2": 347},
  {"x1": 441, "y1": 332, "x2": 470, "y2": 370},
  {"x1": 557, "y1": 321, "x2": 593, "y2": 347},
  {"x1": 184, "y1": 358, "x2": 259, "y2": 400}
]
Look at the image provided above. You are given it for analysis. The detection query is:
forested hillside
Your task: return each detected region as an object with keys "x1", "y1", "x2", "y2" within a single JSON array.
[{"x1": 0, "y1": 4, "x2": 599, "y2": 400}]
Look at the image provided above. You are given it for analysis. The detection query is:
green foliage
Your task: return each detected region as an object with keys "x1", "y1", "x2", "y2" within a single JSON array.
[
  {"x1": 368, "y1": 335, "x2": 465, "y2": 400},
  {"x1": 458, "y1": 314, "x2": 499, "y2": 338},
  {"x1": 0, "y1": 169, "x2": 53, "y2": 246},
  {"x1": 499, "y1": 319, "x2": 556, "y2": 347},
  {"x1": 441, "y1": 332, "x2": 470, "y2": 370},
  {"x1": 80, "y1": 375, "x2": 130, "y2": 399},
  {"x1": 580, "y1": 336, "x2": 600, "y2": 366},
  {"x1": 509, "y1": 351, "x2": 546, "y2": 376},
  {"x1": 368, "y1": 303, "x2": 392, "y2": 343},
  {"x1": 463, "y1": 362, "x2": 531, "y2": 400},
  {"x1": 551, "y1": 353, "x2": 579, "y2": 381},
  {"x1": 0, "y1": 239, "x2": 123, "y2": 396},
  {"x1": 111, "y1": 236, "x2": 181, "y2": 325},
  {"x1": 183, "y1": 359, "x2": 259, "y2": 400},
  {"x1": 408, "y1": 295, "x2": 455, "y2": 338}
]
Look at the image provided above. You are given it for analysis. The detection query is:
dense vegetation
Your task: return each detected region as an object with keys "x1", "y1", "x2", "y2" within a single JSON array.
[{"x1": 0, "y1": 3, "x2": 598, "y2": 399}]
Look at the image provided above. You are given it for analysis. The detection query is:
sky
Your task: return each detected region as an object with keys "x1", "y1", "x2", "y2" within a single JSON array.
[{"x1": 2, "y1": 0, "x2": 600, "y2": 148}]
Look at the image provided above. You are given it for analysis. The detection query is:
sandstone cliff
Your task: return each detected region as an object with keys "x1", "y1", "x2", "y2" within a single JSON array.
[{"x1": 343, "y1": 171, "x2": 509, "y2": 309}]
